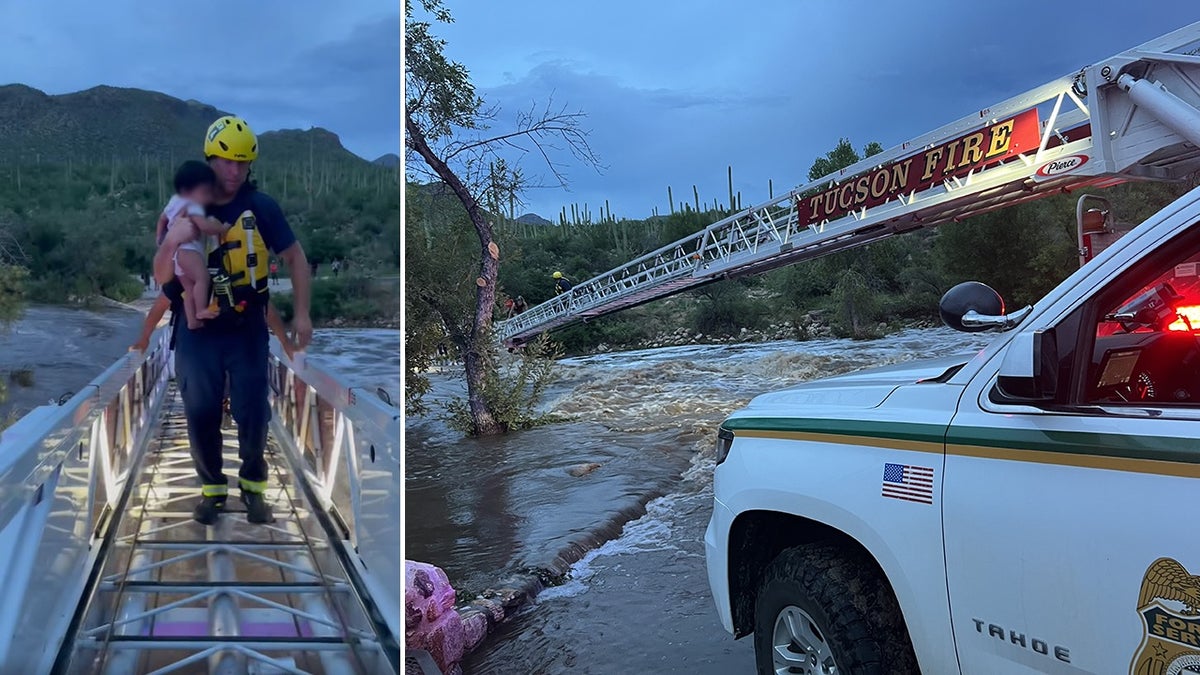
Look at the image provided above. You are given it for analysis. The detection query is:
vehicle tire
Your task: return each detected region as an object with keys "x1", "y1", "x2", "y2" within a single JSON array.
[{"x1": 753, "y1": 543, "x2": 919, "y2": 675}]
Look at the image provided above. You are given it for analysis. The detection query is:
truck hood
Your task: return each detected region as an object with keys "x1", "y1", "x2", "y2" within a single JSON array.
[{"x1": 736, "y1": 354, "x2": 971, "y2": 413}]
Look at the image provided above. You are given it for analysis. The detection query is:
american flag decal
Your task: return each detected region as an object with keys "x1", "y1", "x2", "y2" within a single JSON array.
[{"x1": 882, "y1": 463, "x2": 934, "y2": 504}]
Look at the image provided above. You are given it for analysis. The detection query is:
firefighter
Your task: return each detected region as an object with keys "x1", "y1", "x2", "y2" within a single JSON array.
[
  {"x1": 552, "y1": 271, "x2": 573, "y2": 295},
  {"x1": 154, "y1": 116, "x2": 314, "y2": 526}
]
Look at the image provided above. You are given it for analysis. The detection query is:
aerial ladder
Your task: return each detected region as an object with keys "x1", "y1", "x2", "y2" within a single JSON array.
[
  {"x1": 501, "y1": 22, "x2": 1200, "y2": 346},
  {"x1": 0, "y1": 326, "x2": 401, "y2": 674}
]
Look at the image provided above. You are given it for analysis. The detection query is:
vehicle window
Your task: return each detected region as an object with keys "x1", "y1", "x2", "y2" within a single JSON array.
[{"x1": 1084, "y1": 230, "x2": 1200, "y2": 405}]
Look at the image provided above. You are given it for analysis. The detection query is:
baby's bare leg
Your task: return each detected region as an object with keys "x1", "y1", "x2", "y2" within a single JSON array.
[
  {"x1": 179, "y1": 275, "x2": 202, "y2": 329},
  {"x1": 177, "y1": 250, "x2": 216, "y2": 322}
]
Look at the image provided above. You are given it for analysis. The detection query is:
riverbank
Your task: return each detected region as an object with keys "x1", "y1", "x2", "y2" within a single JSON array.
[
  {"x1": 272, "y1": 276, "x2": 399, "y2": 329},
  {"x1": 578, "y1": 312, "x2": 942, "y2": 355},
  {"x1": 110, "y1": 276, "x2": 400, "y2": 329},
  {"x1": 538, "y1": 290, "x2": 945, "y2": 357}
]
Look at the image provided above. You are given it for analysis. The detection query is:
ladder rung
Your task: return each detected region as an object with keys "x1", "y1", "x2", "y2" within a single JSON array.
[
  {"x1": 116, "y1": 540, "x2": 319, "y2": 550},
  {"x1": 97, "y1": 636, "x2": 355, "y2": 650},
  {"x1": 137, "y1": 510, "x2": 312, "y2": 519},
  {"x1": 99, "y1": 581, "x2": 348, "y2": 593}
]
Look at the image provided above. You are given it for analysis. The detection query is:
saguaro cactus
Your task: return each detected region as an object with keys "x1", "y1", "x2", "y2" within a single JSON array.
[{"x1": 727, "y1": 166, "x2": 734, "y2": 213}]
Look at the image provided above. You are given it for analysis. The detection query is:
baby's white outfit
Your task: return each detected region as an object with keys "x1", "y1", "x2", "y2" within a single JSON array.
[{"x1": 163, "y1": 195, "x2": 214, "y2": 277}]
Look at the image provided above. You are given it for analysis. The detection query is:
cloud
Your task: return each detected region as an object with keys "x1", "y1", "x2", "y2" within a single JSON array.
[
  {"x1": 433, "y1": 0, "x2": 1200, "y2": 221},
  {"x1": 179, "y1": 13, "x2": 402, "y2": 159},
  {"x1": 0, "y1": 0, "x2": 399, "y2": 160},
  {"x1": 476, "y1": 61, "x2": 806, "y2": 219}
]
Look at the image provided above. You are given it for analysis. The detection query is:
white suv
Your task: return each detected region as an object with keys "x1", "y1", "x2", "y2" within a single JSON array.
[{"x1": 705, "y1": 186, "x2": 1200, "y2": 674}]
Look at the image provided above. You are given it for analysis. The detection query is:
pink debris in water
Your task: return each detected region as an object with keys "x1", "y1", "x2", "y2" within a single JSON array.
[{"x1": 406, "y1": 560, "x2": 464, "y2": 673}]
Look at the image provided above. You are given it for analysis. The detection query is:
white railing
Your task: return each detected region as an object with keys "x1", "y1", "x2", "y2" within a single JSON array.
[
  {"x1": 0, "y1": 327, "x2": 173, "y2": 672},
  {"x1": 0, "y1": 325, "x2": 402, "y2": 672},
  {"x1": 267, "y1": 345, "x2": 402, "y2": 652}
]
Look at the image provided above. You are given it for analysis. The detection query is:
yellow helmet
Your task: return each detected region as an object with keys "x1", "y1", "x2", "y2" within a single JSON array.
[
  {"x1": 204, "y1": 116, "x2": 258, "y2": 161},
  {"x1": 552, "y1": 271, "x2": 563, "y2": 279}
]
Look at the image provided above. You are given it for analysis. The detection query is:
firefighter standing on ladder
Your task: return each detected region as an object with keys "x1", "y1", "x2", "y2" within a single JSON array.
[
  {"x1": 154, "y1": 116, "x2": 314, "y2": 525},
  {"x1": 552, "y1": 271, "x2": 573, "y2": 295}
]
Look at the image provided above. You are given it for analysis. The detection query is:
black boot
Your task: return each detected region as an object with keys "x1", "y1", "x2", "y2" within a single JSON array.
[
  {"x1": 241, "y1": 491, "x2": 276, "y2": 524},
  {"x1": 193, "y1": 495, "x2": 225, "y2": 525}
]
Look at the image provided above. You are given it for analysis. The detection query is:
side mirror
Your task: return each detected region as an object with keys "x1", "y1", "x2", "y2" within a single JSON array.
[
  {"x1": 995, "y1": 328, "x2": 1058, "y2": 403},
  {"x1": 939, "y1": 281, "x2": 1033, "y2": 332}
]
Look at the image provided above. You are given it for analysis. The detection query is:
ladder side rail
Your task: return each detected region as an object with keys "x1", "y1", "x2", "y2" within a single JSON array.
[
  {"x1": 779, "y1": 21, "x2": 1197, "y2": 201},
  {"x1": 267, "y1": 346, "x2": 401, "y2": 653},
  {"x1": 500, "y1": 83, "x2": 1082, "y2": 340},
  {"x1": 0, "y1": 327, "x2": 173, "y2": 672},
  {"x1": 500, "y1": 22, "x2": 1200, "y2": 342},
  {"x1": 559, "y1": 135, "x2": 1097, "y2": 316},
  {"x1": 502, "y1": 195, "x2": 812, "y2": 341},
  {"x1": 784, "y1": 77, "x2": 1078, "y2": 201},
  {"x1": 504, "y1": 150, "x2": 1113, "y2": 343}
]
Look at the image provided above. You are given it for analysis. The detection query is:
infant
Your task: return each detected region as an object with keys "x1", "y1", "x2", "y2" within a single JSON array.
[{"x1": 157, "y1": 161, "x2": 224, "y2": 329}]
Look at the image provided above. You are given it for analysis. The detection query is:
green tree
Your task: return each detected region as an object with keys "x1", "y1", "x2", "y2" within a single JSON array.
[
  {"x1": 807, "y1": 138, "x2": 881, "y2": 182},
  {"x1": 0, "y1": 229, "x2": 28, "y2": 409},
  {"x1": 404, "y1": 0, "x2": 599, "y2": 435},
  {"x1": 830, "y1": 268, "x2": 878, "y2": 338},
  {"x1": 0, "y1": 265, "x2": 25, "y2": 327},
  {"x1": 774, "y1": 138, "x2": 908, "y2": 337}
]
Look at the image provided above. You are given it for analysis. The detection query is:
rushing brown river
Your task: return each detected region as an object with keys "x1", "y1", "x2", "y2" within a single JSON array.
[
  {"x1": 406, "y1": 328, "x2": 997, "y2": 673},
  {"x1": 0, "y1": 304, "x2": 399, "y2": 422}
]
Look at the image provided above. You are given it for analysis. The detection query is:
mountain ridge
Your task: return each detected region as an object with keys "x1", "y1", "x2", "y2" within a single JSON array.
[{"x1": 0, "y1": 83, "x2": 383, "y2": 167}]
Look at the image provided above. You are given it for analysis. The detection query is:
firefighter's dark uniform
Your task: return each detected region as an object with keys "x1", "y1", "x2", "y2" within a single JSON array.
[{"x1": 163, "y1": 182, "x2": 296, "y2": 520}]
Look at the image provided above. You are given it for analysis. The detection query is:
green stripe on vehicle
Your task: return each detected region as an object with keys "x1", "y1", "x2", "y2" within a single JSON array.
[
  {"x1": 947, "y1": 425, "x2": 1200, "y2": 466},
  {"x1": 721, "y1": 417, "x2": 947, "y2": 445},
  {"x1": 722, "y1": 416, "x2": 1200, "y2": 468}
]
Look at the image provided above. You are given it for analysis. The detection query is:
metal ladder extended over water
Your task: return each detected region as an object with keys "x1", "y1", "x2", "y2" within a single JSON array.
[
  {"x1": 0, "y1": 328, "x2": 401, "y2": 673},
  {"x1": 500, "y1": 22, "x2": 1200, "y2": 346}
]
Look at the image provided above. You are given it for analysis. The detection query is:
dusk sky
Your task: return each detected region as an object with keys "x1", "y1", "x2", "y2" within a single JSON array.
[
  {"x1": 0, "y1": 0, "x2": 400, "y2": 161},
  {"x1": 426, "y1": 1, "x2": 1200, "y2": 220}
]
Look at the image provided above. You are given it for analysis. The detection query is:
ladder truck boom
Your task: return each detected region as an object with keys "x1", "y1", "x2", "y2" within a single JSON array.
[{"x1": 501, "y1": 21, "x2": 1200, "y2": 346}]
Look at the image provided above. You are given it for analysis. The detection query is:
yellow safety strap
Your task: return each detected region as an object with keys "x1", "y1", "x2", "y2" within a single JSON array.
[
  {"x1": 239, "y1": 478, "x2": 269, "y2": 494},
  {"x1": 201, "y1": 484, "x2": 228, "y2": 497}
]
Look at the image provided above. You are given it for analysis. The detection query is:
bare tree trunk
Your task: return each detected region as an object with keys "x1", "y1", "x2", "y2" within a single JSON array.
[{"x1": 406, "y1": 114, "x2": 503, "y2": 435}]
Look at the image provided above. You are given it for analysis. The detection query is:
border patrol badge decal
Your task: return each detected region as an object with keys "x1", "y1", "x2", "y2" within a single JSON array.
[{"x1": 1130, "y1": 558, "x2": 1200, "y2": 675}]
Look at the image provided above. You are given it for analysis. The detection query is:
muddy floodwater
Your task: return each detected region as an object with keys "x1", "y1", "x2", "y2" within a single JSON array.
[
  {"x1": 406, "y1": 328, "x2": 997, "y2": 673},
  {"x1": 0, "y1": 304, "x2": 399, "y2": 421}
]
